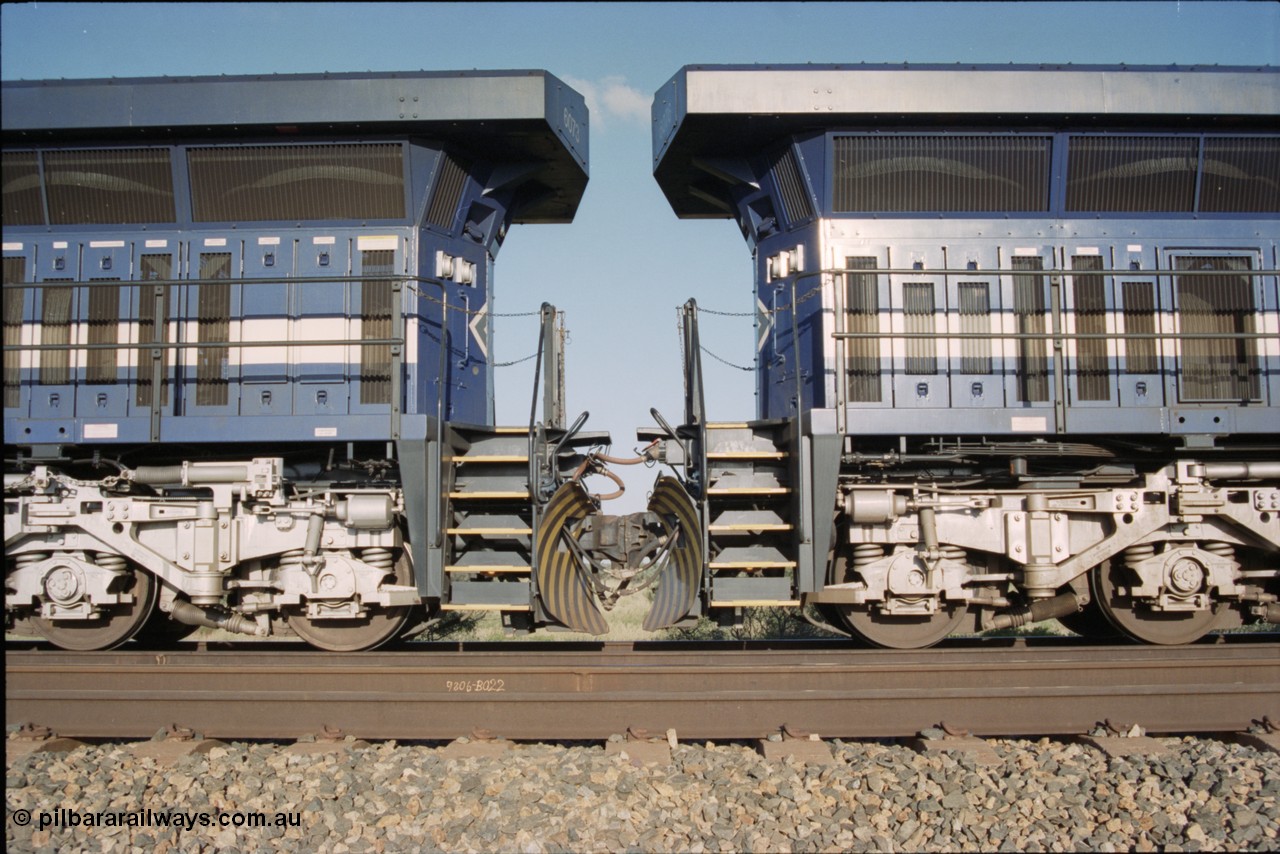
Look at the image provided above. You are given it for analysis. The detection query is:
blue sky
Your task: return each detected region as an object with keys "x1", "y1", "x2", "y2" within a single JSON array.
[{"x1": 3, "y1": 2, "x2": 1277, "y2": 510}]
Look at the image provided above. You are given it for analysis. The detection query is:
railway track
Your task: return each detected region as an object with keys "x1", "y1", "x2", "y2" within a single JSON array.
[{"x1": 6, "y1": 637, "x2": 1279, "y2": 742}]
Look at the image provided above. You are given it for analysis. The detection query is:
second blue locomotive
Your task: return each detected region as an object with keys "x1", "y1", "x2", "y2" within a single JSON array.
[{"x1": 648, "y1": 64, "x2": 1280, "y2": 647}]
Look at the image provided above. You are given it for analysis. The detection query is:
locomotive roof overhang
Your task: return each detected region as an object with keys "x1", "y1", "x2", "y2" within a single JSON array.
[
  {"x1": 653, "y1": 63, "x2": 1280, "y2": 218},
  {"x1": 1, "y1": 69, "x2": 589, "y2": 223}
]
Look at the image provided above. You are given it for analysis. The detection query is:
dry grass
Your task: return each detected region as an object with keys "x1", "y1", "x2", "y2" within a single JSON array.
[{"x1": 426, "y1": 592, "x2": 657, "y2": 643}]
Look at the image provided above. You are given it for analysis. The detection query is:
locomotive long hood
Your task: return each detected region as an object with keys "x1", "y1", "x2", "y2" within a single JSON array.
[
  {"x1": 2, "y1": 69, "x2": 589, "y2": 223},
  {"x1": 652, "y1": 63, "x2": 1280, "y2": 218}
]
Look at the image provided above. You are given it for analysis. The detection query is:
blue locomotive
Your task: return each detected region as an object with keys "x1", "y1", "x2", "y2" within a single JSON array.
[
  {"x1": 2, "y1": 71, "x2": 664, "y2": 649},
  {"x1": 646, "y1": 64, "x2": 1280, "y2": 646},
  {"x1": 6, "y1": 64, "x2": 1278, "y2": 651}
]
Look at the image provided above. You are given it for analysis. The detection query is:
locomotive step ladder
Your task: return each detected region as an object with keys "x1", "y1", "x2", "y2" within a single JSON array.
[
  {"x1": 703, "y1": 422, "x2": 801, "y2": 608},
  {"x1": 441, "y1": 427, "x2": 535, "y2": 612}
]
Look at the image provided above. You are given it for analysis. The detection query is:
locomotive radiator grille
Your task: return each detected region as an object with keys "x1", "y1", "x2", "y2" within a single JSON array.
[
  {"x1": 42, "y1": 148, "x2": 177, "y2": 225},
  {"x1": 196, "y1": 253, "x2": 232, "y2": 407},
  {"x1": 3, "y1": 151, "x2": 43, "y2": 224},
  {"x1": 1200, "y1": 138, "x2": 1280, "y2": 213},
  {"x1": 902, "y1": 282, "x2": 938, "y2": 376},
  {"x1": 426, "y1": 154, "x2": 467, "y2": 231},
  {"x1": 86, "y1": 278, "x2": 121, "y2": 385},
  {"x1": 1066, "y1": 136, "x2": 1198, "y2": 212},
  {"x1": 771, "y1": 147, "x2": 815, "y2": 223},
  {"x1": 188, "y1": 144, "x2": 405, "y2": 222},
  {"x1": 1012, "y1": 256, "x2": 1050, "y2": 403},
  {"x1": 832, "y1": 136, "x2": 1051, "y2": 213},
  {"x1": 957, "y1": 282, "x2": 993, "y2": 375},
  {"x1": 3, "y1": 257, "x2": 24, "y2": 408},
  {"x1": 38, "y1": 282, "x2": 73, "y2": 387},
  {"x1": 1071, "y1": 255, "x2": 1110, "y2": 401},
  {"x1": 844, "y1": 256, "x2": 882, "y2": 402},
  {"x1": 1175, "y1": 255, "x2": 1261, "y2": 402},
  {"x1": 1121, "y1": 281, "x2": 1160, "y2": 375},
  {"x1": 359, "y1": 249, "x2": 394, "y2": 405}
]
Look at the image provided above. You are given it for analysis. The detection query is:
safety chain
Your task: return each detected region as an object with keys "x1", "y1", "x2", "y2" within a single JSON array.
[
  {"x1": 418, "y1": 325, "x2": 538, "y2": 369},
  {"x1": 700, "y1": 346, "x2": 754, "y2": 372},
  {"x1": 491, "y1": 352, "x2": 540, "y2": 368},
  {"x1": 695, "y1": 282, "x2": 824, "y2": 319},
  {"x1": 696, "y1": 305, "x2": 756, "y2": 318},
  {"x1": 406, "y1": 284, "x2": 542, "y2": 318}
]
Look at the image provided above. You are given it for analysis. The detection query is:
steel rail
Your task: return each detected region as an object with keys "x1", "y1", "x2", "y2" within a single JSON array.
[{"x1": 6, "y1": 640, "x2": 1278, "y2": 741}]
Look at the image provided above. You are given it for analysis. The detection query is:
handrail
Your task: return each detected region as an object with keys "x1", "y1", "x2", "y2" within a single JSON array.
[
  {"x1": 788, "y1": 277, "x2": 807, "y2": 547},
  {"x1": 831, "y1": 331, "x2": 1278, "y2": 341},
  {"x1": 2, "y1": 271, "x2": 463, "y2": 445},
  {"x1": 0, "y1": 272, "x2": 477, "y2": 355},
  {"x1": 694, "y1": 262, "x2": 1278, "y2": 420},
  {"x1": 760, "y1": 265, "x2": 1280, "y2": 280},
  {"x1": 7, "y1": 264, "x2": 1269, "y2": 300},
  {"x1": 433, "y1": 296, "x2": 449, "y2": 548},
  {"x1": 725, "y1": 263, "x2": 1280, "y2": 322},
  {"x1": 528, "y1": 304, "x2": 550, "y2": 512},
  {"x1": 790, "y1": 277, "x2": 804, "y2": 418},
  {"x1": 5, "y1": 338, "x2": 407, "y2": 353},
  {"x1": 1, "y1": 273, "x2": 451, "y2": 290}
]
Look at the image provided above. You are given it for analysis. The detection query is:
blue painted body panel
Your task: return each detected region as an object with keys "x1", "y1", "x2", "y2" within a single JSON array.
[
  {"x1": 650, "y1": 65, "x2": 1279, "y2": 441},
  {"x1": 2, "y1": 71, "x2": 589, "y2": 453},
  {"x1": 3, "y1": 226, "x2": 481, "y2": 443},
  {"x1": 752, "y1": 215, "x2": 1279, "y2": 438}
]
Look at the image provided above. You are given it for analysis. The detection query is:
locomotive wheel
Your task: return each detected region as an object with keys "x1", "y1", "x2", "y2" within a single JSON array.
[
  {"x1": 841, "y1": 601, "x2": 968, "y2": 649},
  {"x1": 1093, "y1": 560, "x2": 1225, "y2": 645},
  {"x1": 31, "y1": 568, "x2": 157, "y2": 651},
  {"x1": 285, "y1": 554, "x2": 412, "y2": 651}
]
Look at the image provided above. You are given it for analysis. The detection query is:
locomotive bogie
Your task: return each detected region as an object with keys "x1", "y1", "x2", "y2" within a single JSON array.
[
  {"x1": 4, "y1": 459, "x2": 417, "y2": 645},
  {"x1": 825, "y1": 464, "x2": 1280, "y2": 624}
]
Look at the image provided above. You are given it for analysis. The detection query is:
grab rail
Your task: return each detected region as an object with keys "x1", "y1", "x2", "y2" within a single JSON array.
[{"x1": 1, "y1": 273, "x2": 463, "y2": 441}]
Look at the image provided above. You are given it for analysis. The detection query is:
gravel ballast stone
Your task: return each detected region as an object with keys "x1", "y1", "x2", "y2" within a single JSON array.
[{"x1": 5, "y1": 734, "x2": 1279, "y2": 852}]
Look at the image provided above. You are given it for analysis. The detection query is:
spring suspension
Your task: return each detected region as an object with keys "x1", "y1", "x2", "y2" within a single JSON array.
[
  {"x1": 852, "y1": 544, "x2": 885, "y2": 567},
  {"x1": 278, "y1": 547, "x2": 322, "y2": 594},
  {"x1": 14, "y1": 552, "x2": 50, "y2": 571},
  {"x1": 939, "y1": 545, "x2": 966, "y2": 562},
  {"x1": 1125, "y1": 543, "x2": 1156, "y2": 570},
  {"x1": 93, "y1": 553, "x2": 127, "y2": 573},
  {"x1": 361, "y1": 547, "x2": 393, "y2": 571},
  {"x1": 1203, "y1": 542, "x2": 1235, "y2": 560}
]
